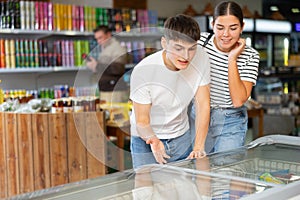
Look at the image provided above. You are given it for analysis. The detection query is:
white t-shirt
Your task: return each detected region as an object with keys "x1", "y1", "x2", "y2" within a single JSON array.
[{"x1": 130, "y1": 46, "x2": 210, "y2": 139}]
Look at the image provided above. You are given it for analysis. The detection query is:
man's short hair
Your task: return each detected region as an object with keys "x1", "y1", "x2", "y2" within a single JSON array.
[{"x1": 163, "y1": 14, "x2": 200, "y2": 42}]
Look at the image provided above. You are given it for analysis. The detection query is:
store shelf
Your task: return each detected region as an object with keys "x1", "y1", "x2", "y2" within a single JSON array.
[
  {"x1": 0, "y1": 67, "x2": 88, "y2": 73},
  {"x1": 0, "y1": 28, "x2": 164, "y2": 38},
  {"x1": 0, "y1": 27, "x2": 162, "y2": 90},
  {"x1": 0, "y1": 29, "x2": 94, "y2": 37},
  {"x1": 115, "y1": 31, "x2": 163, "y2": 38},
  {"x1": 0, "y1": 28, "x2": 163, "y2": 38},
  {"x1": 259, "y1": 66, "x2": 300, "y2": 79}
]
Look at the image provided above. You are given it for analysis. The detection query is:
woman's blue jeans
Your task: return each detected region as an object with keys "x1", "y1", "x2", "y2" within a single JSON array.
[{"x1": 189, "y1": 104, "x2": 248, "y2": 154}]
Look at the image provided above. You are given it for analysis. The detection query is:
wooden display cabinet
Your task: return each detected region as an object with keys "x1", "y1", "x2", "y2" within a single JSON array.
[{"x1": 0, "y1": 111, "x2": 106, "y2": 198}]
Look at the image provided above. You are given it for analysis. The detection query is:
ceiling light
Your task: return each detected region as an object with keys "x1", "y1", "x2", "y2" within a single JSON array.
[
  {"x1": 270, "y1": 6, "x2": 279, "y2": 11},
  {"x1": 291, "y1": 8, "x2": 300, "y2": 13}
]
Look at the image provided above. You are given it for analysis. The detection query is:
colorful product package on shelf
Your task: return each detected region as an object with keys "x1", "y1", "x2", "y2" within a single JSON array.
[
  {"x1": 269, "y1": 169, "x2": 300, "y2": 184},
  {"x1": 259, "y1": 172, "x2": 285, "y2": 184},
  {"x1": 259, "y1": 169, "x2": 300, "y2": 184}
]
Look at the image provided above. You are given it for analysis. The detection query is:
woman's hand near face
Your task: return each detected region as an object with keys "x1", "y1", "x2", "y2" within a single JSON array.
[
  {"x1": 228, "y1": 38, "x2": 245, "y2": 62},
  {"x1": 227, "y1": 37, "x2": 252, "y2": 107}
]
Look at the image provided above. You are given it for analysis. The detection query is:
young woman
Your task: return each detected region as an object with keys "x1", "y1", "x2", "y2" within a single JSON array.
[{"x1": 190, "y1": 1, "x2": 260, "y2": 154}]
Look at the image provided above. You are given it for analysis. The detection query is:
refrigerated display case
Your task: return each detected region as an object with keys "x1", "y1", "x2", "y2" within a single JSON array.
[
  {"x1": 254, "y1": 77, "x2": 283, "y2": 111},
  {"x1": 253, "y1": 71, "x2": 299, "y2": 136},
  {"x1": 254, "y1": 33, "x2": 272, "y2": 68},
  {"x1": 11, "y1": 135, "x2": 300, "y2": 200},
  {"x1": 254, "y1": 19, "x2": 292, "y2": 68}
]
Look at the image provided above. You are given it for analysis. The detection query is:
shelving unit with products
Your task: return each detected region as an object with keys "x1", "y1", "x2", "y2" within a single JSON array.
[
  {"x1": 0, "y1": 29, "x2": 96, "y2": 96},
  {"x1": 0, "y1": 0, "x2": 163, "y2": 100},
  {"x1": 253, "y1": 19, "x2": 292, "y2": 69},
  {"x1": 254, "y1": 34, "x2": 272, "y2": 67},
  {"x1": 0, "y1": 2, "x2": 163, "y2": 197},
  {"x1": 254, "y1": 67, "x2": 300, "y2": 136},
  {"x1": 254, "y1": 22, "x2": 300, "y2": 136},
  {"x1": 290, "y1": 31, "x2": 300, "y2": 66}
]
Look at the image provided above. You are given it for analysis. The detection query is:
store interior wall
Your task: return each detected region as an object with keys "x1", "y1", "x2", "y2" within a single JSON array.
[{"x1": 148, "y1": 0, "x2": 262, "y2": 18}]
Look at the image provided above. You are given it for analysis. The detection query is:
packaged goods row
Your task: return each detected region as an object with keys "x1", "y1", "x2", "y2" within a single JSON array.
[
  {"x1": 0, "y1": 0, "x2": 158, "y2": 32},
  {"x1": 0, "y1": 84, "x2": 104, "y2": 113},
  {"x1": 0, "y1": 38, "x2": 95, "y2": 68},
  {"x1": 0, "y1": 96, "x2": 102, "y2": 113},
  {"x1": 0, "y1": 37, "x2": 161, "y2": 68},
  {"x1": 2, "y1": 85, "x2": 97, "y2": 102}
]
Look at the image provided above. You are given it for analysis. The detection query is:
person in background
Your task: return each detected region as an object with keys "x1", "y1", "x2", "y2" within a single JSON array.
[
  {"x1": 86, "y1": 25, "x2": 128, "y2": 103},
  {"x1": 190, "y1": 1, "x2": 260, "y2": 154},
  {"x1": 130, "y1": 14, "x2": 211, "y2": 169}
]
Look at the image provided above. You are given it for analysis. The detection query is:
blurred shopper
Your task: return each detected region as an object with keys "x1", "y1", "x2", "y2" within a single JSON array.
[
  {"x1": 86, "y1": 25, "x2": 128, "y2": 103},
  {"x1": 130, "y1": 14, "x2": 210, "y2": 169},
  {"x1": 190, "y1": 1, "x2": 260, "y2": 153}
]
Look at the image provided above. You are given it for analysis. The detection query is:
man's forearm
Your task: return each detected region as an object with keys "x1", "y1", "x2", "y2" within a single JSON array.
[
  {"x1": 136, "y1": 124, "x2": 157, "y2": 141},
  {"x1": 194, "y1": 107, "x2": 210, "y2": 151}
]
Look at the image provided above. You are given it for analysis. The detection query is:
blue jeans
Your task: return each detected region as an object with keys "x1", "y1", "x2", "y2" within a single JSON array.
[
  {"x1": 130, "y1": 130, "x2": 193, "y2": 169},
  {"x1": 189, "y1": 104, "x2": 247, "y2": 154}
]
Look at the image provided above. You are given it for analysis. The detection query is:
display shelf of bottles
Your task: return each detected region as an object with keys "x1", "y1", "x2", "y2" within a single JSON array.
[
  {"x1": 0, "y1": 32, "x2": 161, "y2": 72},
  {"x1": 0, "y1": 0, "x2": 159, "y2": 34}
]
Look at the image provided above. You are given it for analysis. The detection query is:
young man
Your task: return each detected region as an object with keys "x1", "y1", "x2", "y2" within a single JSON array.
[
  {"x1": 86, "y1": 25, "x2": 128, "y2": 103},
  {"x1": 129, "y1": 14, "x2": 211, "y2": 169}
]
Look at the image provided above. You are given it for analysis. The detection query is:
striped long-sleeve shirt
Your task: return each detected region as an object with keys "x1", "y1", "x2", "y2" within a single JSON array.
[{"x1": 198, "y1": 32, "x2": 260, "y2": 108}]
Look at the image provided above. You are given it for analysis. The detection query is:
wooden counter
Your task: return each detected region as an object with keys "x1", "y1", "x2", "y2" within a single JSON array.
[
  {"x1": 106, "y1": 123, "x2": 130, "y2": 171},
  {"x1": 247, "y1": 108, "x2": 264, "y2": 138},
  {"x1": 0, "y1": 112, "x2": 106, "y2": 199}
]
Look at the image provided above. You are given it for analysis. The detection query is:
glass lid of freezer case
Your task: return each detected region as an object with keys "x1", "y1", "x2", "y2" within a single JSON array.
[
  {"x1": 173, "y1": 135, "x2": 300, "y2": 186},
  {"x1": 11, "y1": 164, "x2": 273, "y2": 200},
  {"x1": 10, "y1": 135, "x2": 300, "y2": 200}
]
